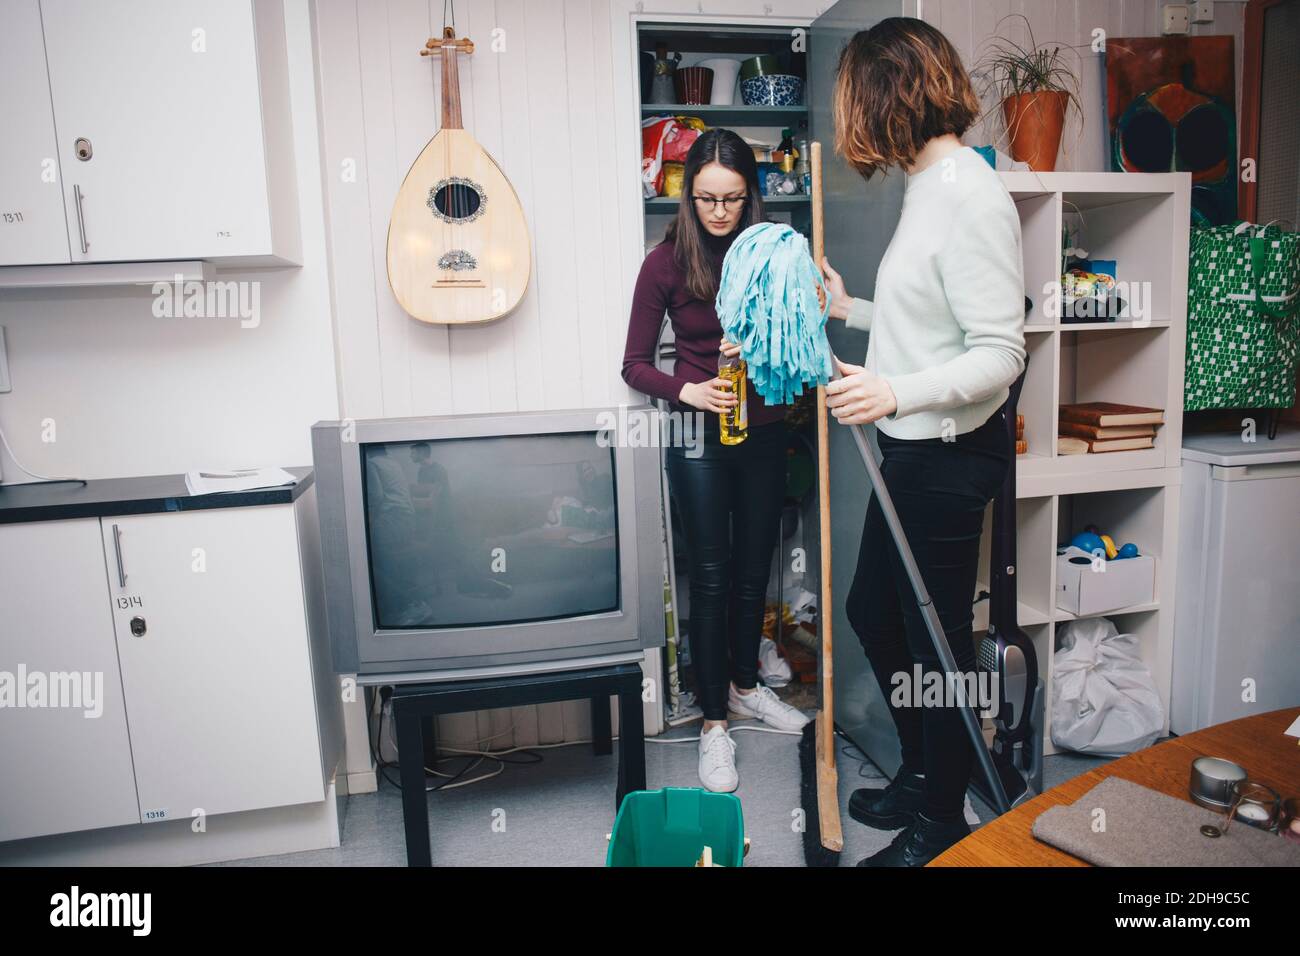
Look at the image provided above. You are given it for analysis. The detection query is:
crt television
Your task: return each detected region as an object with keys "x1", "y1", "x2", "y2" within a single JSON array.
[{"x1": 310, "y1": 407, "x2": 666, "y2": 681}]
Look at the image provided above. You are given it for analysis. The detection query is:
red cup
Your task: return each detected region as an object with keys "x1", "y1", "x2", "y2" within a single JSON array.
[{"x1": 674, "y1": 67, "x2": 714, "y2": 105}]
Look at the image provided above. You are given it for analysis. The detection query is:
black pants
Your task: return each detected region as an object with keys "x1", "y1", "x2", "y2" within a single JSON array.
[
  {"x1": 845, "y1": 411, "x2": 1010, "y2": 821},
  {"x1": 667, "y1": 420, "x2": 786, "y2": 721}
]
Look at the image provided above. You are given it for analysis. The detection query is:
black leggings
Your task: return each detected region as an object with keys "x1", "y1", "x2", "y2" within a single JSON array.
[
  {"x1": 845, "y1": 411, "x2": 1010, "y2": 821},
  {"x1": 667, "y1": 420, "x2": 786, "y2": 721}
]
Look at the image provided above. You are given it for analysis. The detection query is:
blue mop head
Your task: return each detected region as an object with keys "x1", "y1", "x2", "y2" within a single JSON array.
[{"x1": 715, "y1": 222, "x2": 834, "y2": 406}]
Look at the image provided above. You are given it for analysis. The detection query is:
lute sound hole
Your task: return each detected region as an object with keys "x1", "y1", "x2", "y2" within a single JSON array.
[{"x1": 428, "y1": 177, "x2": 487, "y2": 223}]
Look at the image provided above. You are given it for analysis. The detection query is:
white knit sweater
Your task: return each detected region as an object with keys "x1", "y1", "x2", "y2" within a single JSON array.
[{"x1": 844, "y1": 145, "x2": 1026, "y2": 440}]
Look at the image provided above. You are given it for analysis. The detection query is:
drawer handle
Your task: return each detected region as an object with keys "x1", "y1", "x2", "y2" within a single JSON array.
[
  {"x1": 73, "y1": 184, "x2": 89, "y2": 254},
  {"x1": 112, "y1": 523, "x2": 126, "y2": 588}
]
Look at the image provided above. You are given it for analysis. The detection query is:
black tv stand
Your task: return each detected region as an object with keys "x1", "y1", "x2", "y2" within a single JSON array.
[{"x1": 391, "y1": 662, "x2": 647, "y2": 866}]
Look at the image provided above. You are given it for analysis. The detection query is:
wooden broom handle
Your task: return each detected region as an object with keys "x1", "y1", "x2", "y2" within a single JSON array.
[
  {"x1": 812, "y1": 142, "x2": 826, "y2": 277},
  {"x1": 811, "y1": 141, "x2": 834, "y2": 767}
]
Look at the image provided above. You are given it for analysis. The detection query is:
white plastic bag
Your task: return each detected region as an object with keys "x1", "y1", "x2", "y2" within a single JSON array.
[
  {"x1": 1051, "y1": 617, "x2": 1164, "y2": 756},
  {"x1": 757, "y1": 636, "x2": 792, "y2": 687}
]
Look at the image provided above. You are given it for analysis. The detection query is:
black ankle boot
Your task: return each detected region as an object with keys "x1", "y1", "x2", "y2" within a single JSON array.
[
  {"x1": 855, "y1": 811, "x2": 971, "y2": 867},
  {"x1": 848, "y1": 768, "x2": 925, "y2": 830}
]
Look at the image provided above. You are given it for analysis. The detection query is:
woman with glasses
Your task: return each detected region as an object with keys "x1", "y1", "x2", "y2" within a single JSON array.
[{"x1": 621, "y1": 128, "x2": 809, "y2": 793}]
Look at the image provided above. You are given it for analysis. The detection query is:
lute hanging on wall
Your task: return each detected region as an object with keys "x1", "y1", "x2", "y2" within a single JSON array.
[{"x1": 386, "y1": 27, "x2": 531, "y2": 325}]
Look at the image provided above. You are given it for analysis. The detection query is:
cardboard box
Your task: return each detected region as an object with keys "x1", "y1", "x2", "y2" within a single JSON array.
[{"x1": 1056, "y1": 553, "x2": 1155, "y2": 616}]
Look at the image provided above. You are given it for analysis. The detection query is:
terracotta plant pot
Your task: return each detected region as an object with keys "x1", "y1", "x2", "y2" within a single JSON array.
[{"x1": 1003, "y1": 91, "x2": 1068, "y2": 172}]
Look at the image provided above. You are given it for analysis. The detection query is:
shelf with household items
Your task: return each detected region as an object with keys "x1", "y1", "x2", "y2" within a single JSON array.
[
  {"x1": 1000, "y1": 172, "x2": 1191, "y2": 480},
  {"x1": 639, "y1": 103, "x2": 808, "y2": 127},
  {"x1": 974, "y1": 172, "x2": 1190, "y2": 757},
  {"x1": 637, "y1": 21, "x2": 812, "y2": 247}
]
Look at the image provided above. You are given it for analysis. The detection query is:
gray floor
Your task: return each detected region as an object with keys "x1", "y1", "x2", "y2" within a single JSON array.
[{"x1": 218, "y1": 721, "x2": 1134, "y2": 867}]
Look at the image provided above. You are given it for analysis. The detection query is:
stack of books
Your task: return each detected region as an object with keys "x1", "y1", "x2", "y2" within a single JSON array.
[
  {"x1": 1058, "y1": 402, "x2": 1163, "y2": 454},
  {"x1": 1015, "y1": 414, "x2": 1027, "y2": 455}
]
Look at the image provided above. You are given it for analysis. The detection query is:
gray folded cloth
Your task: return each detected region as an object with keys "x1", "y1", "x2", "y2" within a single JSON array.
[{"x1": 1031, "y1": 777, "x2": 1300, "y2": 866}]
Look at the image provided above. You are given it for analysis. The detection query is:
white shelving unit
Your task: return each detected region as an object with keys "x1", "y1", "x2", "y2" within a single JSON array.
[{"x1": 989, "y1": 171, "x2": 1191, "y2": 755}]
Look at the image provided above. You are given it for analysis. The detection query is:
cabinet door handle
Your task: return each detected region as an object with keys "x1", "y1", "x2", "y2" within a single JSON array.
[
  {"x1": 111, "y1": 523, "x2": 127, "y2": 588},
  {"x1": 73, "y1": 184, "x2": 88, "y2": 254}
]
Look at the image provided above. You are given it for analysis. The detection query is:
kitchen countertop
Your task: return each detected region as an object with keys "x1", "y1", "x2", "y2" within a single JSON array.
[{"x1": 0, "y1": 466, "x2": 313, "y2": 525}]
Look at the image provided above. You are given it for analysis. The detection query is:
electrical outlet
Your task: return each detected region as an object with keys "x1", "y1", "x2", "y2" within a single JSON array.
[
  {"x1": 0, "y1": 326, "x2": 11, "y2": 394},
  {"x1": 1163, "y1": 3, "x2": 1191, "y2": 34},
  {"x1": 1193, "y1": 0, "x2": 1215, "y2": 23}
]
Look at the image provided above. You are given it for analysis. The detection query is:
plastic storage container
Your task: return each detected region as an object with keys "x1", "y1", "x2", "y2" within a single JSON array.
[{"x1": 606, "y1": 787, "x2": 746, "y2": 867}]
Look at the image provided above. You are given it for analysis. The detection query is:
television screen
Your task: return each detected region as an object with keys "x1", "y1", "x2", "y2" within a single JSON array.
[{"x1": 361, "y1": 433, "x2": 620, "y2": 630}]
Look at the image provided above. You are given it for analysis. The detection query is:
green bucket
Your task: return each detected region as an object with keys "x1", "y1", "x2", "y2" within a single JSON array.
[{"x1": 606, "y1": 787, "x2": 746, "y2": 867}]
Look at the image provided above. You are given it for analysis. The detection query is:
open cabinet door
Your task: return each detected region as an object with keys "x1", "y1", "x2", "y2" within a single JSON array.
[{"x1": 807, "y1": 0, "x2": 909, "y2": 778}]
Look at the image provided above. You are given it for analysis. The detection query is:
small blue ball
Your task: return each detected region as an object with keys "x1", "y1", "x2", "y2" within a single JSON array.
[
  {"x1": 1116, "y1": 543, "x2": 1140, "y2": 559},
  {"x1": 1071, "y1": 532, "x2": 1106, "y2": 556}
]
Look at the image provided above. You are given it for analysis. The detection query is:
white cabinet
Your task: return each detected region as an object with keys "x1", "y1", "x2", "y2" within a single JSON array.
[
  {"x1": 0, "y1": 485, "x2": 340, "y2": 849},
  {"x1": 1174, "y1": 431, "x2": 1300, "y2": 733},
  {"x1": 0, "y1": 519, "x2": 141, "y2": 842},
  {"x1": 0, "y1": 0, "x2": 72, "y2": 265},
  {"x1": 102, "y1": 504, "x2": 325, "y2": 820},
  {"x1": 0, "y1": 0, "x2": 299, "y2": 268}
]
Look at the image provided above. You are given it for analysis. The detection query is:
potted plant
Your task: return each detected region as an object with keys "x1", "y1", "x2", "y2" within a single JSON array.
[{"x1": 974, "y1": 17, "x2": 1082, "y2": 172}]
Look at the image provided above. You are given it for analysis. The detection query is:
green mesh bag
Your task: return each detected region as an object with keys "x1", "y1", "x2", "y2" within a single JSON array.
[{"x1": 1184, "y1": 221, "x2": 1300, "y2": 412}]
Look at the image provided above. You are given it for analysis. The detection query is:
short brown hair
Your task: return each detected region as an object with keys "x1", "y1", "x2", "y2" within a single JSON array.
[{"x1": 833, "y1": 18, "x2": 981, "y2": 179}]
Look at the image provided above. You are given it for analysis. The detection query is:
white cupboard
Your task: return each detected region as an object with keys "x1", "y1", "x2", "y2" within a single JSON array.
[
  {"x1": 0, "y1": 483, "x2": 339, "y2": 848},
  {"x1": 0, "y1": 0, "x2": 300, "y2": 269},
  {"x1": 0, "y1": 0, "x2": 72, "y2": 265},
  {"x1": 0, "y1": 519, "x2": 141, "y2": 842},
  {"x1": 103, "y1": 505, "x2": 326, "y2": 821}
]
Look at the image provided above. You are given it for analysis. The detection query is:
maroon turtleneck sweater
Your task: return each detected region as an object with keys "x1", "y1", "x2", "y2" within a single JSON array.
[{"x1": 621, "y1": 231, "x2": 785, "y2": 427}]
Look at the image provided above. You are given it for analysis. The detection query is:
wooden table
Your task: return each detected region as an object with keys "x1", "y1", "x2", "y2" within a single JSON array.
[{"x1": 930, "y1": 707, "x2": 1300, "y2": 866}]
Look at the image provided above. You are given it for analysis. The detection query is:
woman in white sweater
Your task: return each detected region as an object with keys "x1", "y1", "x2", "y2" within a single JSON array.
[{"x1": 820, "y1": 17, "x2": 1026, "y2": 867}]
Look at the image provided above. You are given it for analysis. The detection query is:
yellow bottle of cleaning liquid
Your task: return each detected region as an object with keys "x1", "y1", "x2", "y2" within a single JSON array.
[{"x1": 718, "y1": 353, "x2": 749, "y2": 446}]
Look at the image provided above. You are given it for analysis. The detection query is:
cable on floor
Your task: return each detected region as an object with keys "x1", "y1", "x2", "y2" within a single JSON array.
[{"x1": 368, "y1": 680, "x2": 809, "y2": 792}]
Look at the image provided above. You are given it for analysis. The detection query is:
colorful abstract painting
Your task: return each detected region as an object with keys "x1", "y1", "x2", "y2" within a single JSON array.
[{"x1": 1106, "y1": 36, "x2": 1237, "y2": 226}]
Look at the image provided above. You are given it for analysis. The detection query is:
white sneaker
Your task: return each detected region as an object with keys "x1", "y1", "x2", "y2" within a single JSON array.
[
  {"x1": 697, "y1": 725, "x2": 738, "y2": 792},
  {"x1": 728, "y1": 683, "x2": 811, "y2": 732}
]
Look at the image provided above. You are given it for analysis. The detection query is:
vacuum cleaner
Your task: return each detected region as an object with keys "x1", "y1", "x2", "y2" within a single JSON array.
[{"x1": 972, "y1": 362, "x2": 1045, "y2": 811}]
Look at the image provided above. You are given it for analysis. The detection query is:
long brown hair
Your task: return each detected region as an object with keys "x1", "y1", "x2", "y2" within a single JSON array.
[
  {"x1": 833, "y1": 17, "x2": 980, "y2": 179},
  {"x1": 664, "y1": 128, "x2": 765, "y2": 301}
]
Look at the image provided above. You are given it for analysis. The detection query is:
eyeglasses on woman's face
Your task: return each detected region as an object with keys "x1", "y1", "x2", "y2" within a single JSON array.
[{"x1": 691, "y1": 194, "x2": 747, "y2": 213}]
